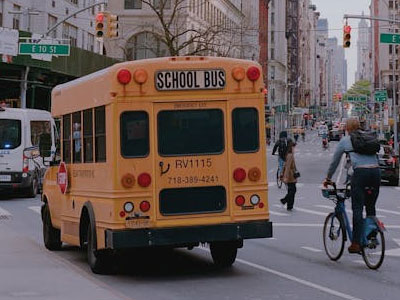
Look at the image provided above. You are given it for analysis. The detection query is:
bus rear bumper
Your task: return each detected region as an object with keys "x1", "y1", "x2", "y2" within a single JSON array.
[{"x1": 105, "y1": 220, "x2": 272, "y2": 250}]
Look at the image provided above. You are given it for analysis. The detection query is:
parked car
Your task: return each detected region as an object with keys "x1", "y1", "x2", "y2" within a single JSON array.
[
  {"x1": 378, "y1": 144, "x2": 399, "y2": 186},
  {"x1": 0, "y1": 107, "x2": 57, "y2": 196}
]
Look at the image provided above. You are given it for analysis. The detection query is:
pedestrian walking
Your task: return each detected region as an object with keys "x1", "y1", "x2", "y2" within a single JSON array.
[{"x1": 280, "y1": 140, "x2": 299, "y2": 211}]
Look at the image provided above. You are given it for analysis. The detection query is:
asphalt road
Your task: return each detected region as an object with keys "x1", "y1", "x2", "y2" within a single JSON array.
[{"x1": 1, "y1": 130, "x2": 400, "y2": 300}]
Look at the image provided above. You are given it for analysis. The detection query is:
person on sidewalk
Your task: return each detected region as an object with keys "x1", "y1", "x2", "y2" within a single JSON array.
[{"x1": 280, "y1": 140, "x2": 298, "y2": 211}]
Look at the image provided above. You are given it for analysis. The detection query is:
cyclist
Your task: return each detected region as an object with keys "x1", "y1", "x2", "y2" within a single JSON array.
[
  {"x1": 323, "y1": 118, "x2": 380, "y2": 254},
  {"x1": 272, "y1": 131, "x2": 292, "y2": 177}
]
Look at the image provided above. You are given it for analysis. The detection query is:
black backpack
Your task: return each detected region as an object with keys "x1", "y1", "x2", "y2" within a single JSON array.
[
  {"x1": 278, "y1": 139, "x2": 288, "y2": 159},
  {"x1": 350, "y1": 130, "x2": 380, "y2": 155}
]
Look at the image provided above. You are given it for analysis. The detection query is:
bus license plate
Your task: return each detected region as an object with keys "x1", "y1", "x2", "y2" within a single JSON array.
[
  {"x1": 126, "y1": 219, "x2": 150, "y2": 229},
  {"x1": 0, "y1": 175, "x2": 11, "y2": 182}
]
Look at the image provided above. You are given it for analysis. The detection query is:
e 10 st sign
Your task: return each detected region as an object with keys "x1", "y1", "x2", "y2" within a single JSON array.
[
  {"x1": 19, "y1": 43, "x2": 70, "y2": 56},
  {"x1": 380, "y1": 33, "x2": 400, "y2": 44}
]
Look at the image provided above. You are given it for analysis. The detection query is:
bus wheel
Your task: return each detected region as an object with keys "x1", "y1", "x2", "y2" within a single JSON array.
[
  {"x1": 210, "y1": 241, "x2": 238, "y2": 268},
  {"x1": 42, "y1": 204, "x2": 62, "y2": 251},
  {"x1": 86, "y1": 222, "x2": 112, "y2": 274}
]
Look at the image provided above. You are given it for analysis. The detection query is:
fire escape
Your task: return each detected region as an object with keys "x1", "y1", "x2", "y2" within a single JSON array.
[{"x1": 286, "y1": 0, "x2": 299, "y2": 110}]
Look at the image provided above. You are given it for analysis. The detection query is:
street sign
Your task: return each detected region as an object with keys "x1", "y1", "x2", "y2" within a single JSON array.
[
  {"x1": 57, "y1": 162, "x2": 68, "y2": 194},
  {"x1": 346, "y1": 95, "x2": 367, "y2": 102},
  {"x1": 19, "y1": 43, "x2": 70, "y2": 56},
  {"x1": 380, "y1": 33, "x2": 400, "y2": 44},
  {"x1": 374, "y1": 90, "x2": 388, "y2": 102}
]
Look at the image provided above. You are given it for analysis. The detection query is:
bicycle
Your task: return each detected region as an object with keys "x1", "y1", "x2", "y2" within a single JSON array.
[
  {"x1": 275, "y1": 156, "x2": 284, "y2": 189},
  {"x1": 321, "y1": 182, "x2": 386, "y2": 270}
]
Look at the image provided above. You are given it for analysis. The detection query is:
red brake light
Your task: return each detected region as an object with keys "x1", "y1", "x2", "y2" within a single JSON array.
[
  {"x1": 233, "y1": 168, "x2": 246, "y2": 182},
  {"x1": 23, "y1": 155, "x2": 29, "y2": 173},
  {"x1": 235, "y1": 195, "x2": 245, "y2": 206},
  {"x1": 247, "y1": 66, "x2": 260, "y2": 81},
  {"x1": 138, "y1": 173, "x2": 151, "y2": 187},
  {"x1": 140, "y1": 201, "x2": 150, "y2": 212},
  {"x1": 119, "y1": 211, "x2": 126, "y2": 218},
  {"x1": 117, "y1": 69, "x2": 132, "y2": 85}
]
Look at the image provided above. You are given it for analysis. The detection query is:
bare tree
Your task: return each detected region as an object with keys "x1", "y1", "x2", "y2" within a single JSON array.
[{"x1": 127, "y1": 0, "x2": 242, "y2": 57}]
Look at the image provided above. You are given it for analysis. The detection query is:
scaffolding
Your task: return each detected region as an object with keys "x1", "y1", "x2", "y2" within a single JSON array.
[{"x1": 286, "y1": 0, "x2": 299, "y2": 112}]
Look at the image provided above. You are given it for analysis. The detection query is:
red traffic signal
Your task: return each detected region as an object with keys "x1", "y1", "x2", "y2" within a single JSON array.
[
  {"x1": 343, "y1": 25, "x2": 351, "y2": 48},
  {"x1": 95, "y1": 13, "x2": 105, "y2": 38},
  {"x1": 344, "y1": 25, "x2": 351, "y2": 34}
]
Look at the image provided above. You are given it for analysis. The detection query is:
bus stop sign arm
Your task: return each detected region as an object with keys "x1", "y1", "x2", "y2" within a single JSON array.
[{"x1": 44, "y1": 1, "x2": 107, "y2": 37}]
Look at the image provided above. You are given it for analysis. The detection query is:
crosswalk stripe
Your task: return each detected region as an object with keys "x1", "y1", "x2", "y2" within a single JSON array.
[
  {"x1": 301, "y1": 246, "x2": 322, "y2": 253},
  {"x1": 0, "y1": 207, "x2": 12, "y2": 220},
  {"x1": 269, "y1": 210, "x2": 290, "y2": 216},
  {"x1": 28, "y1": 206, "x2": 41, "y2": 214},
  {"x1": 376, "y1": 208, "x2": 400, "y2": 216},
  {"x1": 315, "y1": 205, "x2": 386, "y2": 218},
  {"x1": 273, "y1": 204, "x2": 327, "y2": 216}
]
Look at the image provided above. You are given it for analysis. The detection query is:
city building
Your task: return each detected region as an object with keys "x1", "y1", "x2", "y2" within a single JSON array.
[
  {"x1": 356, "y1": 17, "x2": 372, "y2": 82},
  {"x1": 0, "y1": 0, "x2": 115, "y2": 109},
  {"x1": 105, "y1": 0, "x2": 246, "y2": 61}
]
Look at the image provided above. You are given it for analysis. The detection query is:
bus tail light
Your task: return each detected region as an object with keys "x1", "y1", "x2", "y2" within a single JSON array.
[
  {"x1": 140, "y1": 201, "x2": 150, "y2": 212},
  {"x1": 232, "y1": 67, "x2": 245, "y2": 81},
  {"x1": 235, "y1": 195, "x2": 245, "y2": 206},
  {"x1": 247, "y1": 66, "x2": 260, "y2": 81},
  {"x1": 23, "y1": 154, "x2": 29, "y2": 173},
  {"x1": 123, "y1": 202, "x2": 134, "y2": 213},
  {"x1": 121, "y1": 173, "x2": 135, "y2": 188},
  {"x1": 133, "y1": 69, "x2": 148, "y2": 84},
  {"x1": 259, "y1": 202, "x2": 264, "y2": 209},
  {"x1": 248, "y1": 167, "x2": 261, "y2": 181},
  {"x1": 250, "y1": 194, "x2": 260, "y2": 205},
  {"x1": 119, "y1": 211, "x2": 126, "y2": 218},
  {"x1": 138, "y1": 173, "x2": 151, "y2": 187},
  {"x1": 117, "y1": 69, "x2": 132, "y2": 85},
  {"x1": 233, "y1": 168, "x2": 246, "y2": 182}
]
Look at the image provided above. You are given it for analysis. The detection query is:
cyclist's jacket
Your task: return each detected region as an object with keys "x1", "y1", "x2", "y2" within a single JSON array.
[
  {"x1": 272, "y1": 138, "x2": 289, "y2": 160},
  {"x1": 327, "y1": 135, "x2": 379, "y2": 179}
]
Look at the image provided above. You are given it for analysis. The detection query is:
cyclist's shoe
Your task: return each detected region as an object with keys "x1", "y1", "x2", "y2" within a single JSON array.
[
  {"x1": 348, "y1": 242, "x2": 362, "y2": 254},
  {"x1": 280, "y1": 199, "x2": 287, "y2": 206}
]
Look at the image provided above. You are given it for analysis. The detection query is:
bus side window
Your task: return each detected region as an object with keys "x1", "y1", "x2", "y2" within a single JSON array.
[
  {"x1": 72, "y1": 111, "x2": 82, "y2": 163},
  {"x1": 232, "y1": 108, "x2": 259, "y2": 153},
  {"x1": 63, "y1": 114, "x2": 71, "y2": 163},
  {"x1": 95, "y1": 106, "x2": 106, "y2": 162},
  {"x1": 54, "y1": 119, "x2": 61, "y2": 163},
  {"x1": 83, "y1": 109, "x2": 93, "y2": 163}
]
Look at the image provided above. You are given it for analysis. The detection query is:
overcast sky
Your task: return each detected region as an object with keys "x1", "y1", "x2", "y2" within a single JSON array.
[{"x1": 312, "y1": 0, "x2": 371, "y2": 89}]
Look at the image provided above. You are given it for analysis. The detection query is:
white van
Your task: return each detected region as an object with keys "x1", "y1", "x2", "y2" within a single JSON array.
[{"x1": 0, "y1": 107, "x2": 57, "y2": 197}]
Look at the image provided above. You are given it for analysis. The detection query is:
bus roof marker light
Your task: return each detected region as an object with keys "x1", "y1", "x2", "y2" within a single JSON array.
[
  {"x1": 138, "y1": 173, "x2": 151, "y2": 187},
  {"x1": 117, "y1": 69, "x2": 132, "y2": 85},
  {"x1": 133, "y1": 69, "x2": 148, "y2": 84},
  {"x1": 233, "y1": 168, "x2": 246, "y2": 182},
  {"x1": 247, "y1": 66, "x2": 260, "y2": 81},
  {"x1": 232, "y1": 67, "x2": 245, "y2": 81}
]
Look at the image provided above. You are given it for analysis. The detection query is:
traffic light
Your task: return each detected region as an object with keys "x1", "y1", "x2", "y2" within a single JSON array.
[
  {"x1": 343, "y1": 25, "x2": 351, "y2": 48},
  {"x1": 107, "y1": 14, "x2": 119, "y2": 38},
  {"x1": 95, "y1": 13, "x2": 105, "y2": 38}
]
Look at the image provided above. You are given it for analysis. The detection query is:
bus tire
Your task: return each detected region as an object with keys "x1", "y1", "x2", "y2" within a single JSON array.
[
  {"x1": 42, "y1": 203, "x2": 62, "y2": 251},
  {"x1": 86, "y1": 222, "x2": 112, "y2": 274},
  {"x1": 210, "y1": 241, "x2": 238, "y2": 268}
]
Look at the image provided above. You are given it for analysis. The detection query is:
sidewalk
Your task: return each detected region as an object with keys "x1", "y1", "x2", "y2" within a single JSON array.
[{"x1": 0, "y1": 224, "x2": 127, "y2": 300}]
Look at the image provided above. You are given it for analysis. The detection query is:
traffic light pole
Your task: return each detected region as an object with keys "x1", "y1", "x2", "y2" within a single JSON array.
[{"x1": 344, "y1": 14, "x2": 399, "y2": 155}]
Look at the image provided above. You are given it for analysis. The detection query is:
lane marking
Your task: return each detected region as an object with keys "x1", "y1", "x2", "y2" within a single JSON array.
[
  {"x1": 269, "y1": 210, "x2": 290, "y2": 216},
  {"x1": 394, "y1": 187, "x2": 400, "y2": 191},
  {"x1": 273, "y1": 223, "x2": 400, "y2": 229},
  {"x1": 376, "y1": 208, "x2": 400, "y2": 216},
  {"x1": 315, "y1": 205, "x2": 386, "y2": 218},
  {"x1": 0, "y1": 207, "x2": 12, "y2": 220},
  {"x1": 268, "y1": 169, "x2": 275, "y2": 174},
  {"x1": 301, "y1": 246, "x2": 322, "y2": 253},
  {"x1": 385, "y1": 238, "x2": 400, "y2": 257},
  {"x1": 198, "y1": 248, "x2": 364, "y2": 300},
  {"x1": 29, "y1": 206, "x2": 41, "y2": 214},
  {"x1": 287, "y1": 206, "x2": 327, "y2": 216}
]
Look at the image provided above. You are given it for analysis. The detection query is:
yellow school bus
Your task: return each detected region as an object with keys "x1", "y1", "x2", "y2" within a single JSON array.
[{"x1": 41, "y1": 56, "x2": 272, "y2": 274}]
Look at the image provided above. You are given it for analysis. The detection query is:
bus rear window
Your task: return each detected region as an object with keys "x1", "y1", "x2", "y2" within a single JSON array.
[
  {"x1": 232, "y1": 108, "x2": 259, "y2": 152},
  {"x1": 120, "y1": 111, "x2": 149, "y2": 157},
  {"x1": 0, "y1": 119, "x2": 21, "y2": 149},
  {"x1": 158, "y1": 109, "x2": 224, "y2": 156}
]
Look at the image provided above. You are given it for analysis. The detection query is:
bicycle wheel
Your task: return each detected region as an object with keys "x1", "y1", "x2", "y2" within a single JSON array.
[
  {"x1": 362, "y1": 229, "x2": 385, "y2": 270},
  {"x1": 276, "y1": 169, "x2": 283, "y2": 189},
  {"x1": 323, "y1": 213, "x2": 345, "y2": 261}
]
